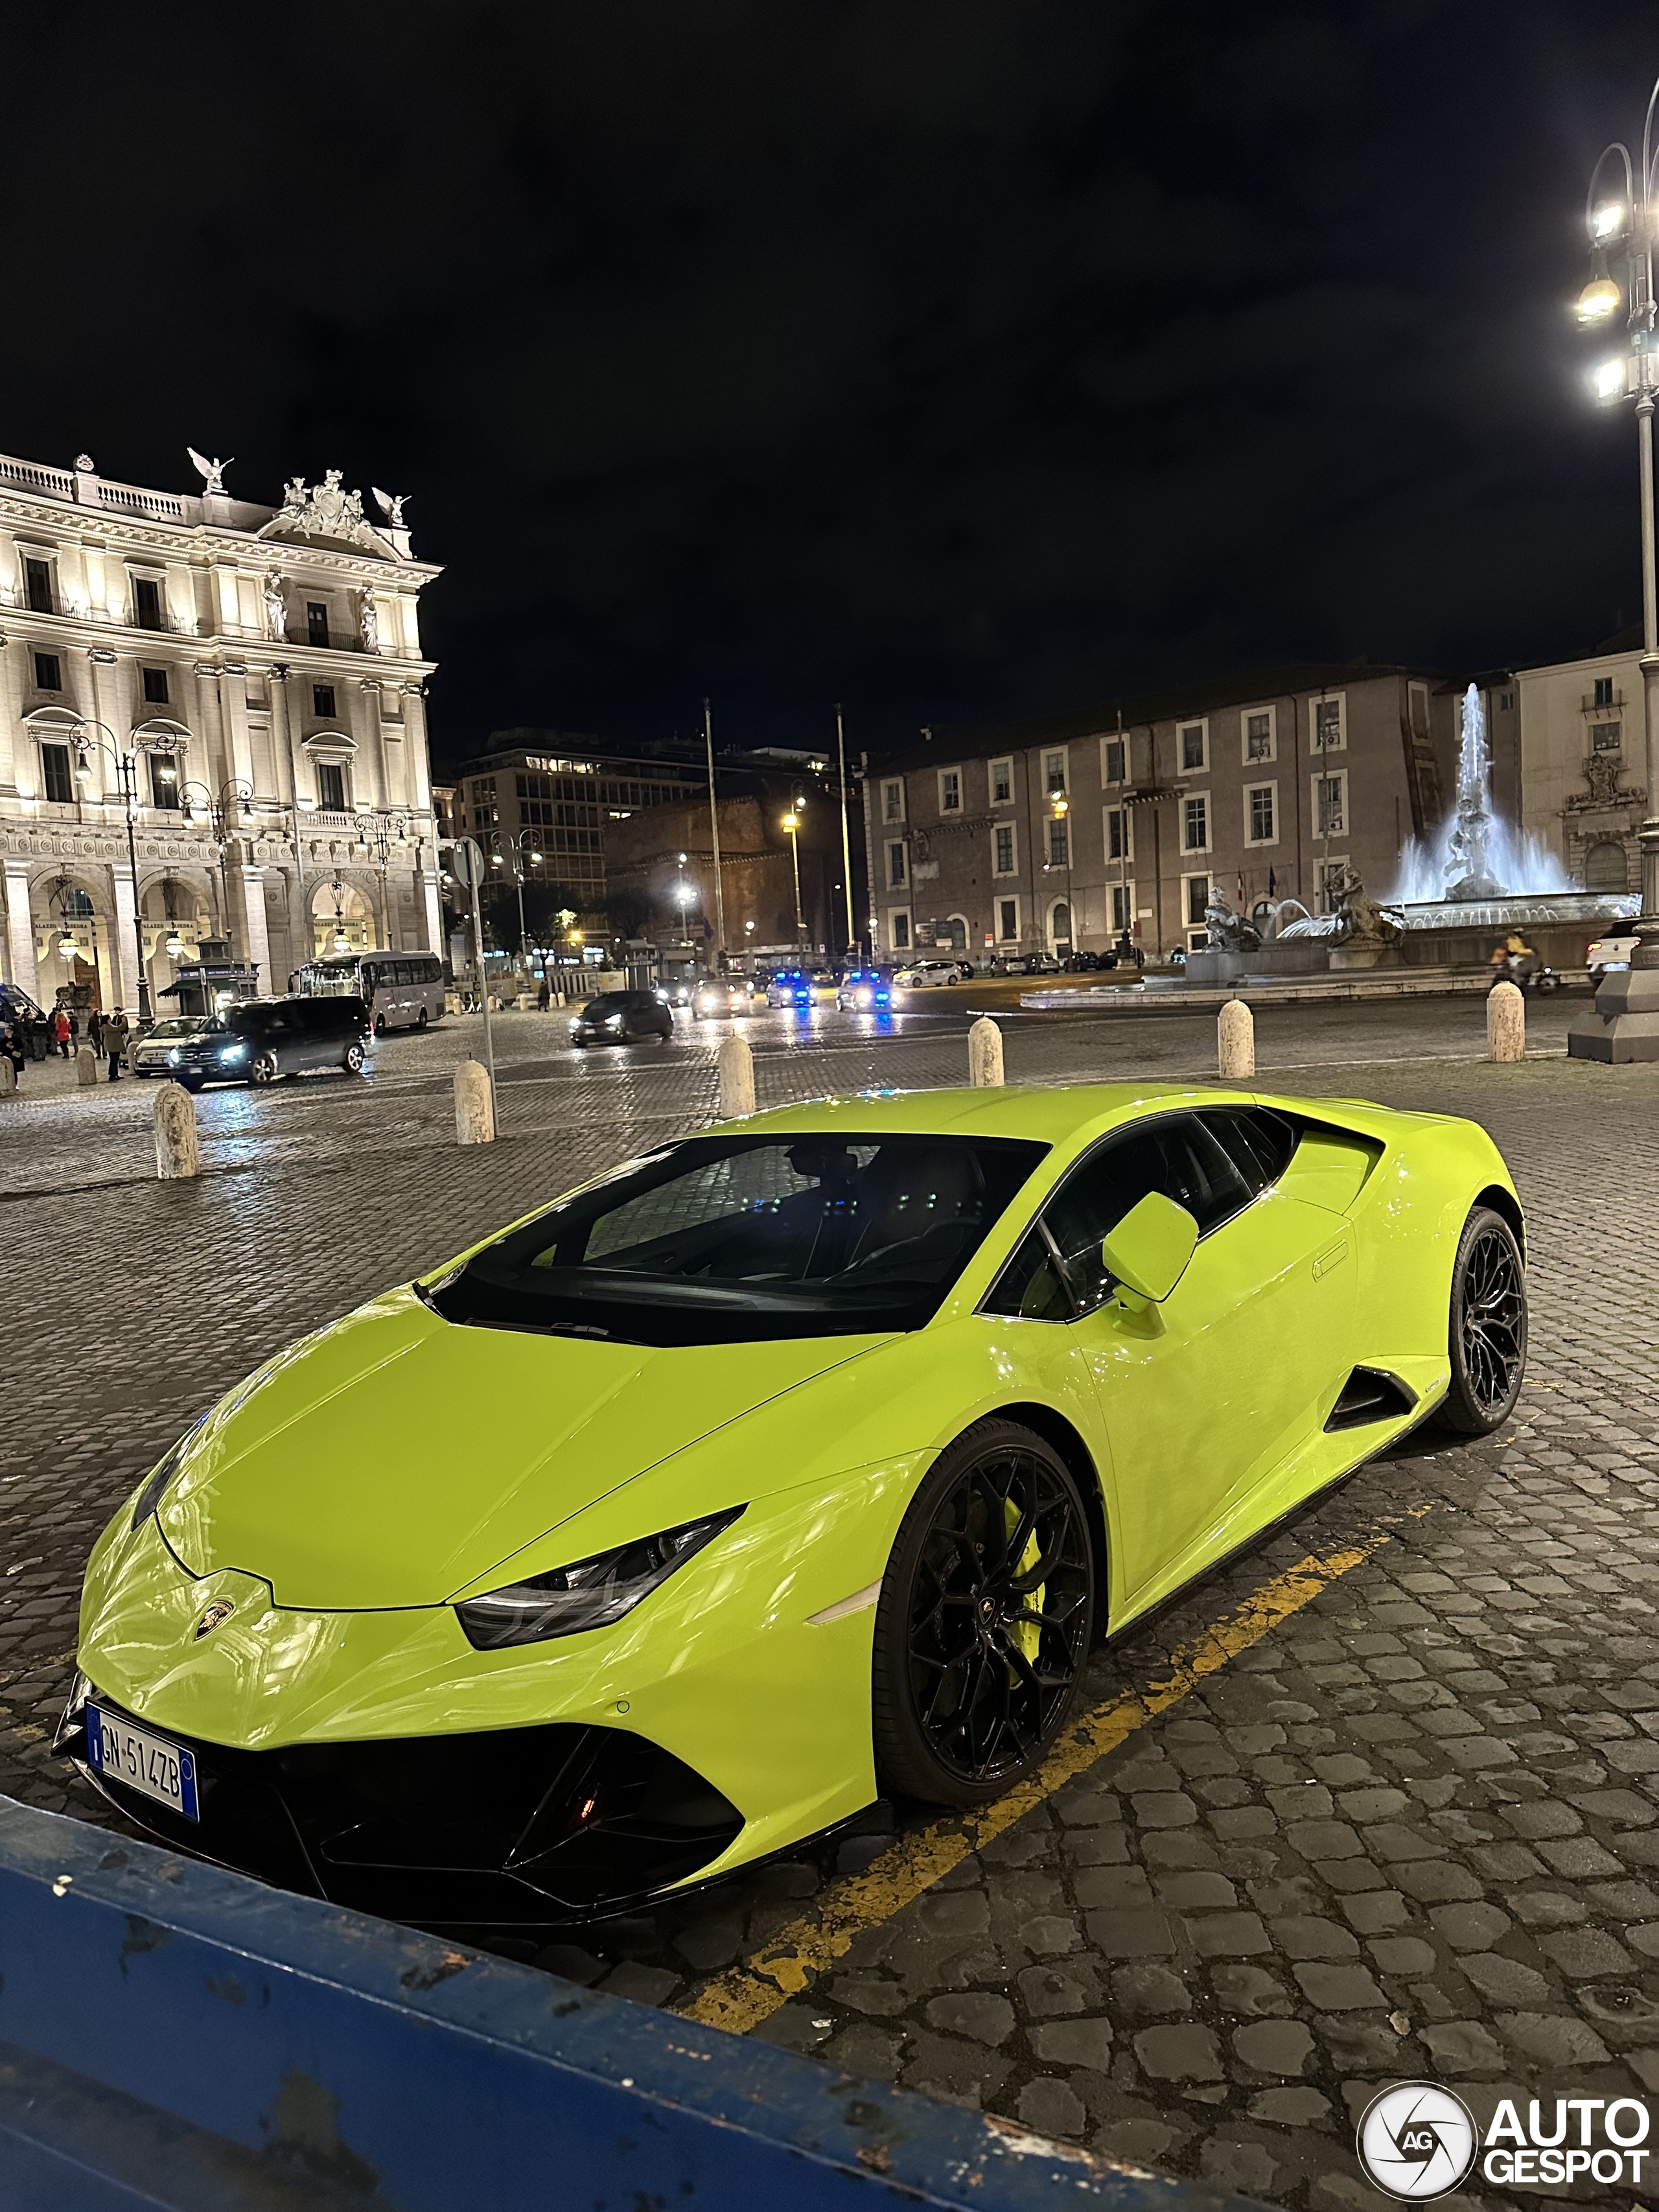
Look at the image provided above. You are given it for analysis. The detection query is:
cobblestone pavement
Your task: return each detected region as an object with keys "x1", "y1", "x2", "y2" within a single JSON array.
[{"x1": 1, "y1": 989, "x2": 1650, "y2": 2211}]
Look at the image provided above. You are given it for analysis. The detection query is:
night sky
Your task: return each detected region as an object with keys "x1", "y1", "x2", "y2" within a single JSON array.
[{"x1": 7, "y1": 3, "x2": 1658, "y2": 767}]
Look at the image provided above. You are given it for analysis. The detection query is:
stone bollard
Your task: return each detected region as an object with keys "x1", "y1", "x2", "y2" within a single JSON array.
[
  {"x1": 1487, "y1": 980, "x2": 1525, "y2": 1063},
  {"x1": 717, "y1": 1034, "x2": 756, "y2": 1118},
  {"x1": 154, "y1": 1080, "x2": 200, "y2": 1180},
  {"x1": 454, "y1": 1057, "x2": 496, "y2": 1144},
  {"x1": 76, "y1": 1046, "x2": 98, "y2": 1088},
  {"x1": 1218, "y1": 997, "x2": 1255, "y2": 1080},
  {"x1": 968, "y1": 1015, "x2": 1004, "y2": 1088},
  {"x1": 0, "y1": 1055, "x2": 14, "y2": 1097}
]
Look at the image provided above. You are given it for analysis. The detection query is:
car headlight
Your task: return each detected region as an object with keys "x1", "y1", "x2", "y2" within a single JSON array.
[
  {"x1": 454, "y1": 1507, "x2": 745, "y2": 1649},
  {"x1": 569, "y1": 1016, "x2": 583, "y2": 1030},
  {"x1": 218, "y1": 1042, "x2": 246, "y2": 1060},
  {"x1": 168, "y1": 1047, "x2": 181, "y2": 1064},
  {"x1": 130, "y1": 1436, "x2": 188, "y2": 1531}
]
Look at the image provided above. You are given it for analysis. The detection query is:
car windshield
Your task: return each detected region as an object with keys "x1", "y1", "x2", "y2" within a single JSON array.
[
  {"x1": 146, "y1": 1018, "x2": 209, "y2": 1040},
  {"x1": 428, "y1": 1133, "x2": 1048, "y2": 1347}
]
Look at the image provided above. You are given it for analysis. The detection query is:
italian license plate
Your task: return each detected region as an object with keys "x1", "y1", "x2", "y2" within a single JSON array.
[{"x1": 85, "y1": 1702, "x2": 199, "y2": 1821}]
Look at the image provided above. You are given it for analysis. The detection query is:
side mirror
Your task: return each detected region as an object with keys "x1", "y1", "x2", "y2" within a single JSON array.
[{"x1": 1101, "y1": 1191, "x2": 1198, "y2": 1305}]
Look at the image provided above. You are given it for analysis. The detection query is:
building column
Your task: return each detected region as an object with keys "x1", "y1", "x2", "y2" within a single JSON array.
[
  {"x1": 3, "y1": 860, "x2": 38, "y2": 998},
  {"x1": 110, "y1": 865, "x2": 140, "y2": 1010},
  {"x1": 238, "y1": 863, "x2": 273, "y2": 990}
]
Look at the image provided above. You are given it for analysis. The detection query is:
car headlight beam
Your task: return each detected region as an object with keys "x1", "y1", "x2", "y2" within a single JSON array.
[{"x1": 455, "y1": 1506, "x2": 745, "y2": 1649}]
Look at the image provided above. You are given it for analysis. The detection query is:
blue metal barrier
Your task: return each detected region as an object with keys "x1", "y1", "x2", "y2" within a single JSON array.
[{"x1": 0, "y1": 1796, "x2": 1259, "y2": 2211}]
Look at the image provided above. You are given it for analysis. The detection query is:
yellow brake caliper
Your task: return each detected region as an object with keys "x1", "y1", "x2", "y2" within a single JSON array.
[{"x1": 1004, "y1": 1497, "x2": 1044, "y2": 1666}]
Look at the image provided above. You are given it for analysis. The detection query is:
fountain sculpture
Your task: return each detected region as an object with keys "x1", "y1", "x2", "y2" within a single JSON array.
[{"x1": 1390, "y1": 685, "x2": 1565, "y2": 905}]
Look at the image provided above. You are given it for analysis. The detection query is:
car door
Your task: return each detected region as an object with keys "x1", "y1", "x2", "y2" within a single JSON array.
[{"x1": 1015, "y1": 1111, "x2": 1355, "y2": 1611}]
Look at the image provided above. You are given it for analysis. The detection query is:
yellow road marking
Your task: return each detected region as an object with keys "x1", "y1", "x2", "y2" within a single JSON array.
[{"x1": 676, "y1": 1523, "x2": 1410, "y2": 2035}]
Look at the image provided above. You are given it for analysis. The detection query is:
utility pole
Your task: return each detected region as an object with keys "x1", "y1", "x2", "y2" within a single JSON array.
[
  {"x1": 835, "y1": 703, "x2": 855, "y2": 952},
  {"x1": 704, "y1": 699, "x2": 726, "y2": 966}
]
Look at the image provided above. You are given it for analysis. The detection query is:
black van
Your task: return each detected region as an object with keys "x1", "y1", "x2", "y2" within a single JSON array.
[{"x1": 158, "y1": 995, "x2": 371, "y2": 1090}]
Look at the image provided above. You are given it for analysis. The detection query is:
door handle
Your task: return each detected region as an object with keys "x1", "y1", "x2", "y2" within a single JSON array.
[{"x1": 1314, "y1": 1239, "x2": 1349, "y2": 1280}]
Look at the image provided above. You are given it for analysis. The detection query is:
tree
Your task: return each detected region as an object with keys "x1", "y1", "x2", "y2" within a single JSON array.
[{"x1": 604, "y1": 887, "x2": 652, "y2": 940}]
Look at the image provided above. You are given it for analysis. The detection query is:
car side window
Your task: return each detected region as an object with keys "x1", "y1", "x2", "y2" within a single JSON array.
[
  {"x1": 1199, "y1": 1107, "x2": 1296, "y2": 1194},
  {"x1": 984, "y1": 1116, "x2": 1257, "y2": 1321}
]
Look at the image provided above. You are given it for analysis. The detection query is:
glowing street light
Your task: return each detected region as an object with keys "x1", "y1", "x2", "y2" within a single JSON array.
[
  {"x1": 782, "y1": 803, "x2": 805, "y2": 940},
  {"x1": 1572, "y1": 77, "x2": 1659, "y2": 1051}
]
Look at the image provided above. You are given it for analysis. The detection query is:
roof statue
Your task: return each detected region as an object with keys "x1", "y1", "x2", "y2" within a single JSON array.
[
  {"x1": 187, "y1": 448, "x2": 232, "y2": 496},
  {"x1": 373, "y1": 487, "x2": 410, "y2": 528},
  {"x1": 258, "y1": 469, "x2": 384, "y2": 550}
]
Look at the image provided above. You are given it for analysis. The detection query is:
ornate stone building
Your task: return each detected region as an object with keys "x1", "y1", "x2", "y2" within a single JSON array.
[
  {"x1": 0, "y1": 448, "x2": 442, "y2": 1014},
  {"x1": 1516, "y1": 641, "x2": 1647, "y2": 894}
]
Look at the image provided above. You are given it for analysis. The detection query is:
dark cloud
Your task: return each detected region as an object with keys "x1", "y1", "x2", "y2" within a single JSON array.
[{"x1": 4, "y1": 1, "x2": 1655, "y2": 764}]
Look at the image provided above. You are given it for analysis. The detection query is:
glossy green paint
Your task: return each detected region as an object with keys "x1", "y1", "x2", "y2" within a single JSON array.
[
  {"x1": 77, "y1": 1080, "x2": 1520, "y2": 1891},
  {"x1": 1099, "y1": 1191, "x2": 1199, "y2": 1303}
]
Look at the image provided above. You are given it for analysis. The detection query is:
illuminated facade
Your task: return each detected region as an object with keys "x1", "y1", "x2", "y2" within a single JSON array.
[{"x1": 0, "y1": 448, "x2": 443, "y2": 1011}]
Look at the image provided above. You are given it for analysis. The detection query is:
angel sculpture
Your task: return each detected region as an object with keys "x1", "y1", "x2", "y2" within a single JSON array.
[
  {"x1": 187, "y1": 448, "x2": 232, "y2": 496},
  {"x1": 373, "y1": 487, "x2": 410, "y2": 529}
]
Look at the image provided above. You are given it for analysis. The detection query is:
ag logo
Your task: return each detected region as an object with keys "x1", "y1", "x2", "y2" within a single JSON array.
[
  {"x1": 1357, "y1": 2083, "x2": 1479, "y2": 2200},
  {"x1": 193, "y1": 1600, "x2": 235, "y2": 1640}
]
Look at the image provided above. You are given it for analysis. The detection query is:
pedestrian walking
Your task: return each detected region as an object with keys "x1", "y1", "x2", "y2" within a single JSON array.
[
  {"x1": 537, "y1": 977, "x2": 551, "y2": 1013},
  {"x1": 104, "y1": 1008, "x2": 130, "y2": 1082},
  {"x1": 52, "y1": 1007, "x2": 71, "y2": 1058}
]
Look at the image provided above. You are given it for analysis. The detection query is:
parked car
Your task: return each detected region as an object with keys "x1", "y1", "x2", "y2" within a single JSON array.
[
  {"x1": 690, "y1": 978, "x2": 748, "y2": 1018},
  {"x1": 570, "y1": 990, "x2": 674, "y2": 1046},
  {"x1": 156, "y1": 996, "x2": 371, "y2": 1091},
  {"x1": 835, "y1": 967, "x2": 894, "y2": 1011},
  {"x1": 892, "y1": 960, "x2": 964, "y2": 990},
  {"x1": 1588, "y1": 926, "x2": 1640, "y2": 977},
  {"x1": 992, "y1": 951, "x2": 1062, "y2": 977}
]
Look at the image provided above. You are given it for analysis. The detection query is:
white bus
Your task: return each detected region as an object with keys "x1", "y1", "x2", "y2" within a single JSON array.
[{"x1": 297, "y1": 952, "x2": 446, "y2": 1034}]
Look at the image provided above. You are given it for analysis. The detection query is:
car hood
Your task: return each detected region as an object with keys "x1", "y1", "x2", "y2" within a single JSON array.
[{"x1": 158, "y1": 1290, "x2": 883, "y2": 1611}]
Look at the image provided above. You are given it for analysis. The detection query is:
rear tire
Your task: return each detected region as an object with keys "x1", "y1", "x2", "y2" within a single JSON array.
[
  {"x1": 417, "y1": 1008, "x2": 428, "y2": 1030},
  {"x1": 1436, "y1": 1205, "x2": 1527, "y2": 1436},
  {"x1": 872, "y1": 1420, "x2": 1093, "y2": 1808},
  {"x1": 373, "y1": 1014, "x2": 386, "y2": 1036}
]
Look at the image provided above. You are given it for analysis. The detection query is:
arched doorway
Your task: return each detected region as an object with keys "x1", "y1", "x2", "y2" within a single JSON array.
[
  {"x1": 310, "y1": 879, "x2": 376, "y2": 961},
  {"x1": 141, "y1": 873, "x2": 216, "y2": 1012},
  {"x1": 1583, "y1": 839, "x2": 1629, "y2": 894},
  {"x1": 1048, "y1": 899, "x2": 1073, "y2": 950},
  {"x1": 32, "y1": 871, "x2": 112, "y2": 1012}
]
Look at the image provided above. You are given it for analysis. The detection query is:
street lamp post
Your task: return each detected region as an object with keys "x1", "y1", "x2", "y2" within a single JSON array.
[
  {"x1": 178, "y1": 775, "x2": 255, "y2": 960},
  {"x1": 69, "y1": 718, "x2": 180, "y2": 1021},
  {"x1": 1572, "y1": 80, "x2": 1659, "y2": 1057},
  {"x1": 1050, "y1": 793, "x2": 1073, "y2": 957},
  {"x1": 480, "y1": 827, "x2": 546, "y2": 977},
  {"x1": 782, "y1": 803, "x2": 806, "y2": 941},
  {"x1": 355, "y1": 813, "x2": 415, "y2": 952}
]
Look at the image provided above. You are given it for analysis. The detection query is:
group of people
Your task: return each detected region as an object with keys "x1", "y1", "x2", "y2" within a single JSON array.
[{"x1": 0, "y1": 1002, "x2": 132, "y2": 1082}]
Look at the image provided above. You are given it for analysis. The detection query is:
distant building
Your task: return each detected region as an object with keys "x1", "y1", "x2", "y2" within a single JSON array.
[
  {"x1": 0, "y1": 447, "x2": 443, "y2": 1010},
  {"x1": 866, "y1": 660, "x2": 1479, "y2": 961},
  {"x1": 1517, "y1": 639, "x2": 1647, "y2": 894},
  {"x1": 453, "y1": 734, "x2": 704, "y2": 949},
  {"x1": 605, "y1": 787, "x2": 845, "y2": 961}
]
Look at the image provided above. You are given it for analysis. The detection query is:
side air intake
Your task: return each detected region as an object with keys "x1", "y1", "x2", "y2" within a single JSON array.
[{"x1": 1325, "y1": 1367, "x2": 1417, "y2": 1433}]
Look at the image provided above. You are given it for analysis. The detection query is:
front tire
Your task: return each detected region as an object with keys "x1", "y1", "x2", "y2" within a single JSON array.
[
  {"x1": 872, "y1": 1421, "x2": 1093, "y2": 1808},
  {"x1": 1437, "y1": 1205, "x2": 1527, "y2": 1436},
  {"x1": 249, "y1": 1052, "x2": 279, "y2": 1087},
  {"x1": 343, "y1": 1042, "x2": 366, "y2": 1076}
]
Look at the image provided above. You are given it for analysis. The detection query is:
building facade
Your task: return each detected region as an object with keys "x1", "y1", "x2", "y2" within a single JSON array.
[
  {"x1": 605, "y1": 786, "x2": 846, "y2": 962},
  {"x1": 1516, "y1": 641, "x2": 1647, "y2": 894},
  {"x1": 864, "y1": 660, "x2": 1479, "y2": 962},
  {"x1": 454, "y1": 735, "x2": 705, "y2": 951},
  {"x1": 0, "y1": 448, "x2": 442, "y2": 1013}
]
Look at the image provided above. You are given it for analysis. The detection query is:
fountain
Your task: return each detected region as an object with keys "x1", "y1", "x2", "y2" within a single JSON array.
[{"x1": 1176, "y1": 682, "x2": 1637, "y2": 990}]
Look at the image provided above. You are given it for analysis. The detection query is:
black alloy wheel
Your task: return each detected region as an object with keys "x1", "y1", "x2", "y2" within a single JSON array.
[
  {"x1": 873, "y1": 1421, "x2": 1094, "y2": 1807},
  {"x1": 342, "y1": 1042, "x2": 366, "y2": 1076},
  {"x1": 1437, "y1": 1205, "x2": 1527, "y2": 1436}
]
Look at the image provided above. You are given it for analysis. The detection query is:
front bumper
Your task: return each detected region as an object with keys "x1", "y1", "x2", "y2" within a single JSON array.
[{"x1": 57, "y1": 1681, "x2": 742, "y2": 1927}]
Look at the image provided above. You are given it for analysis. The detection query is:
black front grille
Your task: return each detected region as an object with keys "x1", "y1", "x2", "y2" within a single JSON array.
[{"x1": 66, "y1": 1692, "x2": 743, "y2": 1927}]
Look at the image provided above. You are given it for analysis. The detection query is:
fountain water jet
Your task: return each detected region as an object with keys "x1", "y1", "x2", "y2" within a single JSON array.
[{"x1": 1388, "y1": 684, "x2": 1566, "y2": 904}]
